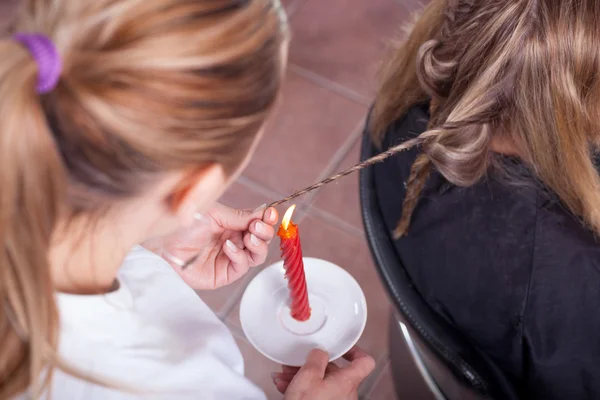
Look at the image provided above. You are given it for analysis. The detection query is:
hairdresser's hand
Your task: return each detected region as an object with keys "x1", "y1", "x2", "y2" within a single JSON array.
[
  {"x1": 155, "y1": 203, "x2": 279, "y2": 290},
  {"x1": 273, "y1": 347, "x2": 375, "y2": 400}
]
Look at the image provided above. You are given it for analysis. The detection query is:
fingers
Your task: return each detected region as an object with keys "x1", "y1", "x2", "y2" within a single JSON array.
[
  {"x1": 273, "y1": 362, "x2": 340, "y2": 395},
  {"x1": 273, "y1": 372, "x2": 297, "y2": 381},
  {"x1": 329, "y1": 347, "x2": 376, "y2": 390},
  {"x1": 325, "y1": 363, "x2": 341, "y2": 374},
  {"x1": 249, "y1": 219, "x2": 275, "y2": 243},
  {"x1": 221, "y1": 239, "x2": 250, "y2": 275},
  {"x1": 211, "y1": 203, "x2": 267, "y2": 230},
  {"x1": 299, "y1": 349, "x2": 329, "y2": 378},
  {"x1": 272, "y1": 351, "x2": 328, "y2": 395},
  {"x1": 273, "y1": 375, "x2": 291, "y2": 394},
  {"x1": 263, "y1": 207, "x2": 279, "y2": 225},
  {"x1": 342, "y1": 346, "x2": 372, "y2": 363},
  {"x1": 275, "y1": 363, "x2": 337, "y2": 385},
  {"x1": 272, "y1": 365, "x2": 300, "y2": 394},
  {"x1": 243, "y1": 232, "x2": 269, "y2": 266},
  {"x1": 282, "y1": 365, "x2": 300, "y2": 374}
]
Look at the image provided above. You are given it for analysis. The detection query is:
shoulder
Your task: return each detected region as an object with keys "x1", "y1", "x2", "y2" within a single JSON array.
[
  {"x1": 523, "y1": 213, "x2": 600, "y2": 397},
  {"x1": 117, "y1": 245, "x2": 174, "y2": 280},
  {"x1": 55, "y1": 246, "x2": 267, "y2": 400},
  {"x1": 526, "y1": 200, "x2": 600, "y2": 332},
  {"x1": 123, "y1": 245, "x2": 167, "y2": 265},
  {"x1": 533, "y1": 199, "x2": 600, "y2": 274}
]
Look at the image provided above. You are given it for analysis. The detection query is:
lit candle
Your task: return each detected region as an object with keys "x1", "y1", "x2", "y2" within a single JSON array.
[{"x1": 277, "y1": 205, "x2": 311, "y2": 321}]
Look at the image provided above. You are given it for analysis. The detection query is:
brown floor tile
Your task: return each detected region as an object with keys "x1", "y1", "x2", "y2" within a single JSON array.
[
  {"x1": 196, "y1": 275, "x2": 252, "y2": 319},
  {"x1": 312, "y1": 136, "x2": 363, "y2": 231},
  {"x1": 227, "y1": 213, "x2": 392, "y2": 362},
  {"x1": 219, "y1": 180, "x2": 277, "y2": 211},
  {"x1": 244, "y1": 70, "x2": 366, "y2": 195},
  {"x1": 288, "y1": 0, "x2": 410, "y2": 98},
  {"x1": 281, "y1": 0, "x2": 306, "y2": 18},
  {"x1": 226, "y1": 291, "x2": 246, "y2": 328},
  {"x1": 365, "y1": 360, "x2": 397, "y2": 400},
  {"x1": 232, "y1": 330, "x2": 284, "y2": 400}
]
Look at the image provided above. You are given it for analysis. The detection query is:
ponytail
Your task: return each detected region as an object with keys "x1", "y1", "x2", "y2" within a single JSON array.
[
  {"x1": 0, "y1": 0, "x2": 288, "y2": 396},
  {"x1": 0, "y1": 39, "x2": 64, "y2": 399}
]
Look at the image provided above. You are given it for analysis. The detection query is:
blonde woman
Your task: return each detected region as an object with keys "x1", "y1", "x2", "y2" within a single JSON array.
[
  {"x1": 370, "y1": 0, "x2": 600, "y2": 398},
  {"x1": 0, "y1": 0, "x2": 374, "y2": 399}
]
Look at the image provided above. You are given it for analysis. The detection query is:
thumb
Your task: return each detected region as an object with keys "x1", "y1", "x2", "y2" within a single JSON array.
[
  {"x1": 298, "y1": 349, "x2": 329, "y2": 379},
  {"x1": 210, "y1": 203, "x2": 266, "y2": 230},
  {"x1": 329, "y1": 348, "x2": 375, "y2": 390}
]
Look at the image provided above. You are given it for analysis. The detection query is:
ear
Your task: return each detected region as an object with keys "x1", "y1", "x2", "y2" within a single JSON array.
[{"x1": 167, "y1": 164, "x2": 228, "y2": 226}]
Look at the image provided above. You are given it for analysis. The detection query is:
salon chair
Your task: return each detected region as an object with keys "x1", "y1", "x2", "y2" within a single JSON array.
[{"x1": 359, "y1": 128, "x2": 520, "y2": 400}]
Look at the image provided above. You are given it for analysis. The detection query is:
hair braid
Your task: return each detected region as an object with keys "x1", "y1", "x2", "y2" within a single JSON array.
[{"x1": 394, "y1": 153, "x2": 432, "y2": 238}]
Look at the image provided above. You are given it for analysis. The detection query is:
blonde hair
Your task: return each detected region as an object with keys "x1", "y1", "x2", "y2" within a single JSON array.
[
  {"x1": 372, "y1": 0, "x2": 600, "y2": 237},
  {"x1": 0, "y1": 0, "x2": 287, "y2": 397}
]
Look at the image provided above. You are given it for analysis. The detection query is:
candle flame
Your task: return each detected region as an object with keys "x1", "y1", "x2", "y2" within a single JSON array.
[{"x1": 281, "y1": 204, "x2": 297, "y2": 231}]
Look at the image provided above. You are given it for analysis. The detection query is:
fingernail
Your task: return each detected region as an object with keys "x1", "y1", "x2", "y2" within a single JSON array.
[
  {"x1": 255, "y1": 221, "x2": 265, "y2": 233},
  {"x1": 315, "y1": 347, "x2": 329, "y2": 355},
  {"x1": 266, "y1": 208, "x2": 275, "y2": 223},
  {"x1": 270, "y1": 373, "x2": 278, "y2": 380},
  {"x1": 226, "y1": 240, "x2": 239, "y2": 253},
  {"x1": 253, "y1": 203, "x2": 267, "y2": 213},
  {"x1": 250, "y1": 234, "x2": 260, "y2": 246},
  {"x1": 193, "y1": 213, "x2": 204, "y2": 221}
]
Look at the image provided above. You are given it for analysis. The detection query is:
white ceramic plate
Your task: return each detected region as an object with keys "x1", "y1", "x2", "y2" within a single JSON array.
[{"x1": 240, "y1": 257, "x2": 367, "y2": 366}]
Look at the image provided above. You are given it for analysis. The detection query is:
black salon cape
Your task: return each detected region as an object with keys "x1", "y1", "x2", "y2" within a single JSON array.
[{"x1": 373, "y1": 104, "x2": 600, "y2": 399}]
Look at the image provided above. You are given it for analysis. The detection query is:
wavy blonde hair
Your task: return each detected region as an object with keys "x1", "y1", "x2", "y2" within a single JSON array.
[
  {"x1": 0, "y1": 0, "x2": 287, "y2": 398},
  {"x1": 372, "y1": 0, "x2": 600, "y2": 237}
]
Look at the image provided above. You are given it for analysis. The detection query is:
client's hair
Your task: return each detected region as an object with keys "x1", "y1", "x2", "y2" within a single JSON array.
[
  {"x1": 0, "y1": 0, "x2": 287, "y2": 397},
  {"x1": 372, "y1": 0, "x2": 600, "y2": 237}
]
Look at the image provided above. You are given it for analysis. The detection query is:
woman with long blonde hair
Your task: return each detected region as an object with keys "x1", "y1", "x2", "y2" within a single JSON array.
[
  {"x1": 370, "y1": 0, "x2": 600, "y2": 398},
  {"x1": 0, "y1": 0, "x2": 374, "y2": 398}
]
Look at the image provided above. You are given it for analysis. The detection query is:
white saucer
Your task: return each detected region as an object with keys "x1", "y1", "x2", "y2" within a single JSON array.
[{"x1": 240, "y1": 257, "x2": 367, "y2": 366}]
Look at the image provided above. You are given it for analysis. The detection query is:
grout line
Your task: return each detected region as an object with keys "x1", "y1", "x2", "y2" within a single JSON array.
[
  {"x1": 239, "y1": 112, "x2": 366, "y2": 211},
  {"x1": 317, "y1": 118, "x2": 364, "y2": 180},
  {"x1": 302, "y1": 119, "x2": 365, "y2": 207},
  {"x1": 219, "y1": 267, "x2": 261, "y2": 320},
  {"x1": 308, "y1": 207, "x2": 365, "y2": 238},
  {"x1": 359, "y1": 353, "x2": 391, "y2": 399},
  {"x1": 284, "y1": 0, "x2": 309, "y2": 19},
  {"x1": 239, "y1": 114, "x2": 365, "y2": 211},
  {"x1": 228, "y1": 322, "x2": 247, "y2": 341},
  {"x1": 289, "y1": 64, "x2": 371, "y2": 106},
  {"x1": 237, "y1": 176, "x2": 287, "y2": 202},
  {"x1": 236, "y1": 176, "x2": 314, "y2": 220}
]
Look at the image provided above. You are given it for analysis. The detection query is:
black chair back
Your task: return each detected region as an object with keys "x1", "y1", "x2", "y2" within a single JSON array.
[{"x1": 359, "y1": 129, "x2": 520, "y2": 400}]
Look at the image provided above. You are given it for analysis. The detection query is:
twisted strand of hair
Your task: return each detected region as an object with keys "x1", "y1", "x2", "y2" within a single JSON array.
[{"x1": 268, "y1": 132, "x2": 433, "y2": 207}]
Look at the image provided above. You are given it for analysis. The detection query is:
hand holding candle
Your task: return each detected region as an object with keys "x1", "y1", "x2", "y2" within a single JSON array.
[{"x1": 277, "y1": 205, "x2": 311, "y2": 321}]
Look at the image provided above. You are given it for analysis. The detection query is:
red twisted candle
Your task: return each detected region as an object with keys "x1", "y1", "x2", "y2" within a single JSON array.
[{"x1": 277, "y1": 205, "x2": 311, "y2": 321}]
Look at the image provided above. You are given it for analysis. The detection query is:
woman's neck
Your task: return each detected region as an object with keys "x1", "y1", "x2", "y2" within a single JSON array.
[
  {"x1": 49, "y1": 218, "x2": 137, "y2": 295},
  {"x1": 491, "y1": 135, "x2": 520, "y2": 157}
]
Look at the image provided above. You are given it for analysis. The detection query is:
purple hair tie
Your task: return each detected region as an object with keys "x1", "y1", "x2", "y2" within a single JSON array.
[{"x1": 13, "y1": 33, "x2": 62, "y2": 94}]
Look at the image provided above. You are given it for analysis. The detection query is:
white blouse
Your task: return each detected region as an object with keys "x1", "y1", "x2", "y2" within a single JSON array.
[{"x1": 36, "y1": 246, "x2": 265, "y2": 399}]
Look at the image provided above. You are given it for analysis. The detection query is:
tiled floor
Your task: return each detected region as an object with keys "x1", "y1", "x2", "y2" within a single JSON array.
[{"x1": 199, "y1": 1, "x2": 430, "y2": 399}]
